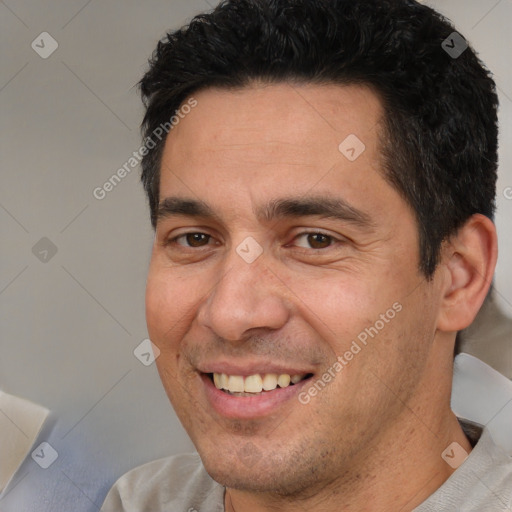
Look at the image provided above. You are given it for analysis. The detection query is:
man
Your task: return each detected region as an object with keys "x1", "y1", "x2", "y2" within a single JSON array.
[{"x1": 102, "y1": 0, "x2": 512, "y2": 510}]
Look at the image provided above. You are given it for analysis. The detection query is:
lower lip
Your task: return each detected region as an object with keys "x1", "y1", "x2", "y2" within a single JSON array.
[{"x1": 201, "y1": 374, "x2": 311, "y2": 419}]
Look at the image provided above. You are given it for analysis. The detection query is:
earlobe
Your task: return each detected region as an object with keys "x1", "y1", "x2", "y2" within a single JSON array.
[{"x1": 437, "y1": 214, "x2": 498, "y2": 333}]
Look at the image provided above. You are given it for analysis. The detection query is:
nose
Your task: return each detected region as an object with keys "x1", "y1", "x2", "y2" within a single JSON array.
[{"x1": 196, "y1": 249, "x2": 290, "y2": 342}]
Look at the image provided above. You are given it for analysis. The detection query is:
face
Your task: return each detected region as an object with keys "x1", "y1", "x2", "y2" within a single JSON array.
[{"x1": 146, "y1": 83, "x2": 444, "y2": 496}]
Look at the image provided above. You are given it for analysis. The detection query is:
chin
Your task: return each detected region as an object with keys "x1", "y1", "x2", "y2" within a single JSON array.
[
  {"x1": 197, "y1": 440, "x2": 317, "y2": 497},
  {"x1": 206, "y1": 466, "x2": 271, "y2": 492}
]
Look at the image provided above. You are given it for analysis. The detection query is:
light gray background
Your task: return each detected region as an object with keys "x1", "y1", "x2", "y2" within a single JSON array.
[{"x1": 0, "y1": 1, "x2": 511, "y2": 511}]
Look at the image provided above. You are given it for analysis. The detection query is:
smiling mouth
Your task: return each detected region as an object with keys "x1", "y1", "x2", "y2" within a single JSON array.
[{"x1": 206, "y1": 372, "x2": 314, "y2": 396}]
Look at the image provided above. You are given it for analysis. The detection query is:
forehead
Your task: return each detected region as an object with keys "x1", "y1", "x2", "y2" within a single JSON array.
[
  {"x1": 165, "y1": 82, "x2": 382, "y2": 162},
  {"x1": 158, "y1": 82, "x2": 391, "y2": 218}
]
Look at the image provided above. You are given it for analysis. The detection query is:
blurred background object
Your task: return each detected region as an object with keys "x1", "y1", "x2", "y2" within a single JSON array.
[{"x1": 459, "y1": 290, "x2": 512, "y2": 379}]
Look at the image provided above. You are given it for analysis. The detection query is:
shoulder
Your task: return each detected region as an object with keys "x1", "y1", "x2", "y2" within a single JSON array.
[
  {"x1": 415, "y1": 428, "x2": 512, "y2": 512},
  {"x1": 479, "y1": 429, "x2": 512, "y2": 503},
  {"x1": 461, "y1": 428, "x2": 512, "y2": 508},
  {"x1": 101, "y1": 452, "x2": 225, "y2": 512}
]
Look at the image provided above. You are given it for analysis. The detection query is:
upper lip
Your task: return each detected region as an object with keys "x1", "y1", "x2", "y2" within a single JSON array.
[{"x1": 197, "y1": 360, "x2": 315, "y2": 377}]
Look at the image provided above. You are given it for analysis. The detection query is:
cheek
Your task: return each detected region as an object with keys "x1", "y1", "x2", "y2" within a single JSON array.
[
  {"x1": 145, "y1": 265, "x2": 198, "y2": 338},
  {"x1": 145, "y1": 276, "x2": 171, "y2": 340},
  {"x1": 285, "y1": 273, "x2": 381, "y2": 340},
  {"x1": 146, "y1": 272, "x2": 192, "y2": 406},
  {"x1": 286, "y1": 266, "x2": 423, "y2": 380}
]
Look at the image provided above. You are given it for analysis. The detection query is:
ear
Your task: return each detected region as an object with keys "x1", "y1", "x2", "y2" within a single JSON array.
[{"x1": 437, "y1": 214, "x2": 498, "y2": 332}]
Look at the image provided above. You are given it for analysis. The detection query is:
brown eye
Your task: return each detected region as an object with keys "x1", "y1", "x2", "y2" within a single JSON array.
[
  {"x1": 169, "y1": 233, "x2": 212, "y2": 248},
  {"x1": 293, "y1": 232, "x2": 335, "y2": 250},
  {"x1": 184, "y1": 233, "x2": 210, "y2": 247},
  {"x1": 306, "y1": 233, "x2": 332, "y2": 249}
]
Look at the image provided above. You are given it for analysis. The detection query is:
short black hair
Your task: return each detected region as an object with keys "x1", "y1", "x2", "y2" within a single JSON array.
[{"x1": 139, "y1": 0, "x2": 498, "y2": 277}]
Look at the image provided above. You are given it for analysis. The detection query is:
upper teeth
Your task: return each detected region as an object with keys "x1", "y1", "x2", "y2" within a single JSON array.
[{"x1": 213, "y1": 373, "x2": 306, "y2": 393}]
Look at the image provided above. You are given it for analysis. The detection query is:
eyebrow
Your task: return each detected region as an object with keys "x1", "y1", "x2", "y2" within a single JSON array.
[
  {"x1": 257, "y1": 196, "x2": 374, "y2": 228},
  {"x1": 157, "y1": 197, "x2": 222, "y2": 223},
  {"x1": 157, "y1": 195, "x2": 375, "y2": 230}
]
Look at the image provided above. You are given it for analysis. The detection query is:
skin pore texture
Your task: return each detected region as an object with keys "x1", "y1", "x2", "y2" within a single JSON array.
[{"x1": 145, "y1": 83, "x2": 497, "y2": 512}]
